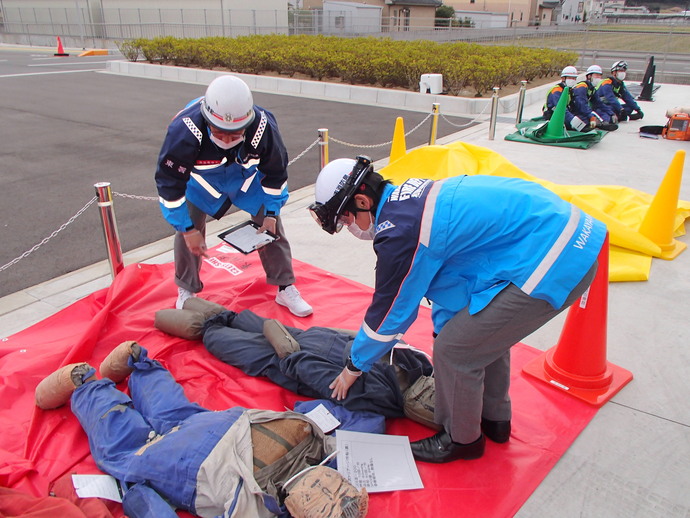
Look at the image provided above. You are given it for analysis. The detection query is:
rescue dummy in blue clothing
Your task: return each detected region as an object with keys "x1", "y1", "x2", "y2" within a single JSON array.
[
  {"x1": 153, "y1": 300, "x2": 436, "y2": 427},
  {"x1": 309, "y1": 156, "x2": 606, "y2": 463},
  {"x1": 34, "y1": 342, "x2": 368, "y2": 518},
  {"x1": 570, "y1": 65, "x2": 618, "y2": 131},
  {"x1": 597, "y1": 60, "x2": 644, "y2": 122},
  {"x1": 155, "y1": 75, "x2": 312, "y2": 317}
]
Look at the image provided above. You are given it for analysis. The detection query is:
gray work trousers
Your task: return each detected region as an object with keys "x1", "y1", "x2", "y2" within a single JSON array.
[
  {"x1": 433, "y1": 262, "x2": 598, "y2": 444},
  {"x1": 174, "y1": 202, "x2": 296, "y2": 293}
]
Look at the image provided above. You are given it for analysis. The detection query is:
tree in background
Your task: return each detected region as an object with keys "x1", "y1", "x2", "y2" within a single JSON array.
[
  {"x1": 436, "y1": 4, "x2": 459, "y2": 26},
  {"x1": 436, "y1": 4, "x2": 474, "y2": 27}
]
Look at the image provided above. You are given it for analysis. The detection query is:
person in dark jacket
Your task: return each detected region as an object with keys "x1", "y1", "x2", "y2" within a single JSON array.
[
  {"x1": 570, "y1": 65, "x2": 618, "y2": 131},
  {"x1": 597, "y1": 60, "x2": 644, "y2": 122},
  {"x1": 542, "y1": 65, "x2": 580, "y2": 129},
  {"x1": 155, "y1": 75, "x2": 312, "y2": 317},
  {"x1": 154, "y1": 299, "x2": 435, "y2": 422}
]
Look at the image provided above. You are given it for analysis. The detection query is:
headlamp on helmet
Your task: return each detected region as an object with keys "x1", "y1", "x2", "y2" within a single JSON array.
[
  {"x1": 611, "y1": 60, "x2": 628, "y2": 72},
  {"x1": 309, "y1": 155, "x2": 373, "y2": 234}
]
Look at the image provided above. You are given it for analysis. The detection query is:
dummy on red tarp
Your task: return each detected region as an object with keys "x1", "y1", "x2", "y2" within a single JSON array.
[{"x1": 0, "y1": 248, "x2": 598, "y2": 517}]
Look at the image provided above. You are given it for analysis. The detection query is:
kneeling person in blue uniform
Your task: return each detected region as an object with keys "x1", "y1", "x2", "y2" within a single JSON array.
[
  {"x1": 35, "y1": 342, "x2": 368, "y2": 518},
  {"x1": 155, "y1": 75, "x2": 312, "y2": 317},
  {"x1": 598, "y1": 60, "x2": 644, "y2": 122},
  {"x1": 542, "y1": 66, "x2": 580, "y2": 128},
  {"x1": 309, "y1": 157, "x2": 606, "y2": 463}
]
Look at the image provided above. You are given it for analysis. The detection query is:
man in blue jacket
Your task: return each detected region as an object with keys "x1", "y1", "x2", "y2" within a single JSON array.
[
  {"x1": 598, "y1": 60, "x2": 644, "y2": 122},
  {"x1": 542, "y1": 66, "x2": 580, "y2": 129},
  {"x1": 155, "y1": 75, "x2": 312, "y2": 317},
  {"x1": 309, "y1": 157, "x2": 607, "y2": 463},
  {"x1": 570, "y1": 65, "x2": 618, "y2": 131}
]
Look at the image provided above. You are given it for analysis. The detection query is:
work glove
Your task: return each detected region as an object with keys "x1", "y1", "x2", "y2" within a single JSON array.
[
  {"x1": 611, "y1": 114, "x2": 619, "y2": 124},
  {"x1": 629, "y1": 110, "x2": 644, "y2": 120},
  {"x1": 182, "y1": 229, "x2": 208, "y2": 257},
  {"x1": 589, "y1": 117, "x2": 598, "y2": 129}
]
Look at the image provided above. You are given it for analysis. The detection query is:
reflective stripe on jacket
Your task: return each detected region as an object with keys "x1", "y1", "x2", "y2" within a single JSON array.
[
  {"x1": 349, "y1": 175, "x2": 607, "y2": 371},
  {"x1": 155, "y1": 101, "x2": 289, "y2": 231}
]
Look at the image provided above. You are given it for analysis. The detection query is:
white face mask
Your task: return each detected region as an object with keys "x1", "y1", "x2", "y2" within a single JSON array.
[
  {"x1": 591, "y1": 77, "x2": 602, "y2": 87},
  {"x1": 616, "y1": 71, "x2": 626, "y2": 81},
  {"x1": 347, "y1": 212, "x2": 376, "y2": 240},
  {"x1": 565, "y1": 78, "x2": 577, "y2": 88},
  {"x1": 210, "y1": 134, "x2": 244, "y2": 150}
]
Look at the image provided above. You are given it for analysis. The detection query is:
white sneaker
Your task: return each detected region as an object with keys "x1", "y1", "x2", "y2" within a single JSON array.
[
  {"x1": 176, "y1": 287, "x2": 196, "y2": 309},
  {"x1": 275, "y1": 285, "x2": 313, "y2": 317}
]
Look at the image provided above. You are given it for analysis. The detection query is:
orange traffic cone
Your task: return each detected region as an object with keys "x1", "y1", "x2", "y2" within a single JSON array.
[
  {"x1": 523, "y1": 234, "x2": 633, "y2": 407},
  {"x1": 638, "y1": 150, "x2": 687, "y2": 260},
  {"x1": 54, "y1": 36, "x2": 69, "y2": 57},
  {"x1": 389, "y1": 117, "x2": 407, "y2": 164}
]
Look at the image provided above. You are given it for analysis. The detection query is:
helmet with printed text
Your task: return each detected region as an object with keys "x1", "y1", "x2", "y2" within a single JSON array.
[{"x1": 201, "y1": 75, "x2": 255, "y2": 131}]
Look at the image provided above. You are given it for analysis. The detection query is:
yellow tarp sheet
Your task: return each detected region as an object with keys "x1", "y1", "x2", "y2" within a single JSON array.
[{"x1": 380, "y1": 142, "x2": 690, "y2": 282}]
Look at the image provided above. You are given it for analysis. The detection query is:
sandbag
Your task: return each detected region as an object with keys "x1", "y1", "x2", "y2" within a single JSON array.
[
  {"x1": 263, "y1": 319, "x2": 300, "y2": 359},
  {"x1": 154, "y1": 308, "x2": 205, "y2": 340},
  {"x1": 250, "y1": 418, "x2": 313, "y2": 472}
]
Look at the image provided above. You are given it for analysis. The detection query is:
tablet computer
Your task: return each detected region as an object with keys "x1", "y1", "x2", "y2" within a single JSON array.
[{"x1": 217, "y1": 220, "x2": 279, "y2": 255}]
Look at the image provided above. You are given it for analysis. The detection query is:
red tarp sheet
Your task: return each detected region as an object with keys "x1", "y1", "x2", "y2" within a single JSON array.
[{"x1": 0, "y1": 248, "x2": 598, "y2": 517}]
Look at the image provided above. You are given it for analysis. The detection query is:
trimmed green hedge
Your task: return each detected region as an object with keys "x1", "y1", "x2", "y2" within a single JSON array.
[{"x1": 117, "y1": 35, "x2": 577, "y2": 97}]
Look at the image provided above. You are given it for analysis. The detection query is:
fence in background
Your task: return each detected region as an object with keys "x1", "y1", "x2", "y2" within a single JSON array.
[{"x1": 1, "y1": 6, "x2": 689, "y2": 83}]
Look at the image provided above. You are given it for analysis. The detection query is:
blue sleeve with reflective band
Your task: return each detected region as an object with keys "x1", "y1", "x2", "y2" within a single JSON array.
[
  {"x1": 155, "y1": 103, "x2": 202, "y2": 231},
  {"x1": 159, "y1": 201, "x2": 193, "y2": 232}
]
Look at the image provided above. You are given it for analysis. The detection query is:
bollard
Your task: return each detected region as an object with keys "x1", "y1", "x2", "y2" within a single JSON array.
[
  {"x1": 488, "y1": 87, "x2": 500, "y2": 140},
  {"x1": 318, "y1": 128, "x2": 329, "y2": 170},
  {"x1": 515, "y1": 80, "x2": 527, "y2": 126},
  {"x1": 94, "y1": 182, "x2": 124, "y2": 280},
  {"x1": 428, "y1": 103, "x2": 440, "y2": 145}
]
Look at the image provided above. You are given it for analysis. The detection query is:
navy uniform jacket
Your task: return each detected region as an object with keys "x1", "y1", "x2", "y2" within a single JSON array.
[
  {"x1": 570, "y1": 80, "x2": 614, "y2": 121},
  {"x1": 155, "y1": 99, "x2": 289, "y2": 232},
  {"x1": 598, "y1": 76, "x2": 641, "y2": 115}
]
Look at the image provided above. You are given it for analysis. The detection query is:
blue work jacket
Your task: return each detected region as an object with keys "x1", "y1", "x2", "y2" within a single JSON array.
[{"x1": 349, "y1": 175, "x2": 607, "y2": 371}]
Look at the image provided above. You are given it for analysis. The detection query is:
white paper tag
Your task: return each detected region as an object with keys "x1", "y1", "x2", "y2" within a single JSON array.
[
  {"x1": 72, "y1": 474, "x2": 123, "y2": 502},
  {"x1": 304, "y1": 403, "x2": 341, "y2": 434}
]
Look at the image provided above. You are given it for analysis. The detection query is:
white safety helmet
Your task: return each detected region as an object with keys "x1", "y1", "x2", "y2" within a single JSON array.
[
  {"x1": 586, "y1": 65, "x2": 603, "y2": 76},
  {"x1": 314, "y1": 158, "x2": 357, "y2": 204},
  {"x1": 201, "y1": 75, "x2": 255, "y2": 131},
  {"x1": 310, "y1": 156, "x2": 373, "y2": 234},
  {"x1": 611, "y1": 60, "x2": 628, "y2": 72},
  {"x1": 561, "y1": 66, "x2": 578, "y2": 78}
]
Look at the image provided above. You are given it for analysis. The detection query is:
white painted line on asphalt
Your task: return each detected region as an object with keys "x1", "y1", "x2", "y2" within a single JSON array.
[
  {"x1": 28, "y1": 61, "x2": 110, "y2": 67},
  {"x1": 0, "y1": 69, "x2": 101, "y2": 78}
]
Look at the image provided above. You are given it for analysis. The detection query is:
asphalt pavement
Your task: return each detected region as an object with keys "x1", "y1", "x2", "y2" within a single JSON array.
[{"x1": 0, "y1": 44, "x2": 472, "y2": 297}]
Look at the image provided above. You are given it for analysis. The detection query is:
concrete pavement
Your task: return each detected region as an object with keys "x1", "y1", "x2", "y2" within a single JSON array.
[{"x1": 1, "y1": 65, "x2": 689, "y2": 517}]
